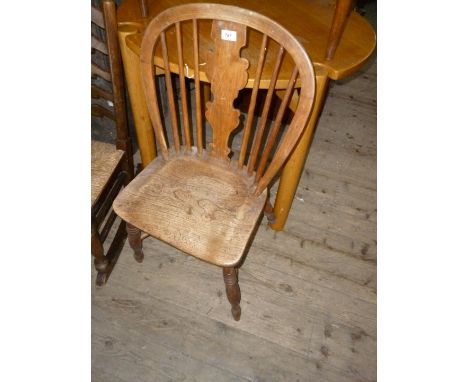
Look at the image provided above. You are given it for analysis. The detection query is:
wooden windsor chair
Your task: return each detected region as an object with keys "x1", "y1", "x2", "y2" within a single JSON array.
[
  {"x1": 91, "y1": 0, "x2": 134, "y2": 286},
  {"x1": 113, "y1": 3, "x2": 316, "y2": 320}
]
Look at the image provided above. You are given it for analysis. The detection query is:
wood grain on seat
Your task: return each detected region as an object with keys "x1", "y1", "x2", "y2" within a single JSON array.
[
  {"x1": 114, "y1": 152, "x2": 267, "y2": 267},
  {"x1": 91, "y1": 140, "x2": 124, "y2": 206}
]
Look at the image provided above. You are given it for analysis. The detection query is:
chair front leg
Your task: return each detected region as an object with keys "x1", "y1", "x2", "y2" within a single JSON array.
[
  {"x1": 126, "y1": 222, "x2": 144, "y2": 263},
  {"x1": 223, "y1": 267, "x2": 241, "y2": 321}
]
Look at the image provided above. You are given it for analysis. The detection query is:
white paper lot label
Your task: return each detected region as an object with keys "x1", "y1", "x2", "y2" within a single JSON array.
[{"x1": 221, "y1": 29, "x2": 237, "y2": 41}]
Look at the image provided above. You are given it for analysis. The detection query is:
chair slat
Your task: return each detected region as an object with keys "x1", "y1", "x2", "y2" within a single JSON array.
[
  {"x1": 91, "y1": 5, "x2": 105, "y2": 29},
  {"x1": 92, "y1": 104, "x2": 114, "y2": 120},
  {"x1": 256, "y1": 66, "x2": 298, "y2": 180},
  {"x1": 238, "y1": 33, "x2": 268, "y2": 169},
  {"x1": 92, "y1": 84, "x2": 114, "y2": 102},
  {"x1": 247, "y1": 46, "x2": 285, "y2": 175},
  {"x1": 176, "y1": 22, "x2": 192, "y2": 150},
  {"x1": 92, "y1": 62, "x2": 111, "y2": 82},
  {"x1": 193, "y1": 19, "x2": 203, "y2": 154},
  {"x1": 161, "y1": 30, "x2": 181, "y2": 152},
  {"x1": 92, "y1": 35, "x2": 108, "y2": 54},
  {"x1": 205, "y1": 20, "x2": 248, "y2": 160}
]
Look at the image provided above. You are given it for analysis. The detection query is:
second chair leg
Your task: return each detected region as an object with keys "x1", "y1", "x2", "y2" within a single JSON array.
[
  {"x1": 126, "y1": 222, "x2": 144, "y2": 263},
  {"x1": 92, "y1": 217, "x2": 108, "y2": 286},
  {"x1": 223, "y1": 267, "x2": 241, "y2": 321}
]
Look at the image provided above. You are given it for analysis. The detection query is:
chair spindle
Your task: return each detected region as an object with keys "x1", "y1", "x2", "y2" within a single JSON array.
[
  {"x1": 256, "y1": 66, "x2": 298, "y2": 180},
  {"x1": 161, "y1": 30, "x2": 181, "y2": 152},
  {"x1": 192, "y1": 19, "x2": 203, "y2": 154},
  {"x1": 238, "y1": 33, "x2": 269, "y2": 169},
  {"x1": 247, "y1": 45, "x2": 285, "y2": 175},
  {"x1": 175, "y1": 22, "x2": 192, "y2": 150},
  {"x1": 143, "y1": 35, "x2": 168, "y2": 157}
]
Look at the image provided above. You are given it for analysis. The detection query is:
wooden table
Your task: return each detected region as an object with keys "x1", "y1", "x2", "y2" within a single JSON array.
[{"x1": 116, "y1": 0, "x2": 376, "y2": 231}]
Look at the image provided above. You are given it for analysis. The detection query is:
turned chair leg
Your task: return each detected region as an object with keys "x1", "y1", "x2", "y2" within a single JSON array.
[
  {"x1": 92, "y1": 217, "x2": 108, "y2": 286},
  {"x1": 264, "y1": 199, "x2": 276, "y2": 224},
  {"x1": 223, "y1": 267, "x2": 241, "y2": 321},
  {"x1": 126, "y1": 222, "x2": 144, "y2": 263}
]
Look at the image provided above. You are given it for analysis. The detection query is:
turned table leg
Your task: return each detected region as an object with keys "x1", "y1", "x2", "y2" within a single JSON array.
[
  {"x1": 223, "y1": 267, "x2": 241, "y2": 321},
  {"x1": 118, "y1": 24, "x2": 157, "y2": 168},
  {"x1": 270, "y1": 72, "x2": 330, "y2": 231}
]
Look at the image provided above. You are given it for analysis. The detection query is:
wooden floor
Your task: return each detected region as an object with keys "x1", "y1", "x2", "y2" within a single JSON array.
[{"x1": 92, "y1": 28, "x2": 376, "y2": 382}]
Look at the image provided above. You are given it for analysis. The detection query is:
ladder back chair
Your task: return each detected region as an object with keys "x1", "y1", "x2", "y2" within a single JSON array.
[
  {"x1": 113, "y1": 3, "x2": 316, "y2": 320},
  {"x1": 91, "y1": 0, "x2": 134, "y2": 286}
]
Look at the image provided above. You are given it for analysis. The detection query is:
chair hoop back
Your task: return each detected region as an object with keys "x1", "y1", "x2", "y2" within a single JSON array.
[{"x1": 140, "y1": 3, "x2": 316, "y2": 195}]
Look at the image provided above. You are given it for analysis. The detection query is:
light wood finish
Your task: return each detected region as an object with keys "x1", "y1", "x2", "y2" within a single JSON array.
[
  {"x1": 126, "y1": 21, "x2": 295, "y2": 90},
  {"x1": 326, "y1": 0, "x2": 356, "y2": 61},
  {"x1": 118, "y1": 24, "x2": 157, "y2": 167},
  {"x1": 113, "y1": 3, "x2": 316, "y2": 319},
  {"x1": 93, "y1": 42, "x2": 376, "y2": 380},
  {"x1": 271, "y1": 69, "x2": 330, "y2": 230},
  {"x1": 114, "y1": 154, "x2": 267, "y2": 267},
  {"x1": 116, "y1": 0, "x2": 376, "y2": 229},
  {"x1": 117, "y1": 0, "x2": 376, "y2": 80}
]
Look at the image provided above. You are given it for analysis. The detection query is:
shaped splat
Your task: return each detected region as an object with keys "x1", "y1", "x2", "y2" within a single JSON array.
[{"x1": 205, "y1": 20, "x2": 249, "y2": 159}]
